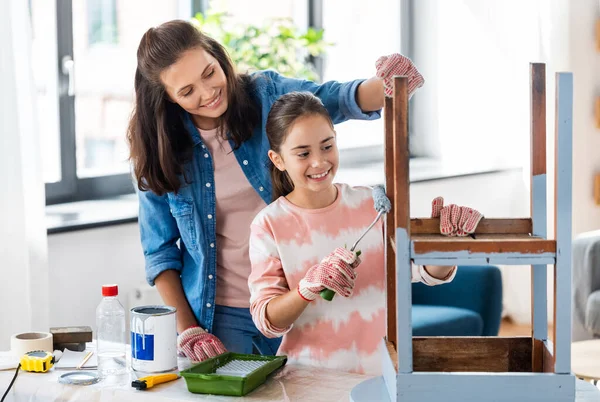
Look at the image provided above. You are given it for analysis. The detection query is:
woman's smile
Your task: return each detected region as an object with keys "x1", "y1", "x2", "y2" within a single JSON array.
[{"x1": 200, "y1": 89, "x2": 223, "y2": 109}]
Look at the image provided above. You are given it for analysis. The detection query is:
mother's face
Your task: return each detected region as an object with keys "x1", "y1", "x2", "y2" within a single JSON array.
[{"x1": 160, "y1": 47, "x2": 228, "y2": 130}]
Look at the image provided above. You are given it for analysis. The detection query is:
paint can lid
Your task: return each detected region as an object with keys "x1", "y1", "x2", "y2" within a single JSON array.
[
  {"x1": 58, "y1": 371, "x2": 100, "y2": 385},
  {"x1": 101, "y1": 284, "x2": 118, "y2": 297}
]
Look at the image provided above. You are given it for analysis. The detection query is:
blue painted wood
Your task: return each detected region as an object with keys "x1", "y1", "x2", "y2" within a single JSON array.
[
  {"x1": 488, "y1": 256, "x2": 555, "y2": 265},
  {"x1": 532, "y1": 175, "x2": 549, "y2": 342},
  {"x1": 412, "y1": 257, "x2": 489, "y2": 266},
  {"x1": 353, "y1": 376, "x2": 598, "y2": 402},
  {"x1": 396, "y1": 227, "x2": 412, "y2": 374},
  {"x1": 396, "y1": 372, "x2": 576, "y2": 402},
  {"x1": 413, "y1": 256, "x2": 556, "y2": 266},
  {"x1": 554, "y1": 72, "x2": 573, "y2": 374},
  {"x1": 379, "y1": 339, "x2": 396, "y2": 401},
  {"x1": 531, "y1": 62, "x2": 549, "y2": 346},
  {"x1": 350, "y1": 376, "x2": 392, "y2": 402},
  {"x1": 410, "y1": 245, "x2": 556, "y2": 261}
]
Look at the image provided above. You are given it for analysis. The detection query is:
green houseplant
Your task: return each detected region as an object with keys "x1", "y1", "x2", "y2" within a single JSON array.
[{"x1": 192, "y1": 10, "x2": 331, "y2": 82}]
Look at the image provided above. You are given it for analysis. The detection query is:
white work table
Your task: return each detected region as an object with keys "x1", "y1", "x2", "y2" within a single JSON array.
[
  {"x1": 0, "y1": 363, "x2": 369, "y2": 402},
  {"x1": 3, "y1": 365, "x2": 600, "y2": 402}
]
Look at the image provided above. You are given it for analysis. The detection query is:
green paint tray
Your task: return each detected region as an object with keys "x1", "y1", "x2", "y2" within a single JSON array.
[{"x1": 180, "y1": 352, "x2": 287, "y2": 396}]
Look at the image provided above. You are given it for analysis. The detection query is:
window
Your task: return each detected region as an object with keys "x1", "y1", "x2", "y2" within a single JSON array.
[
  {"x1": 206, "y1": 0, "x2": 307, "y2": 27},
  {"x1": 203, "y1": 0, "x2": 310, "y2": 75},
  {"x1": 321, "y1": 0, "x2": 401, "y2": 153},
  {"x1": 410, "y1": 0, "x2": 551, "y2": 166},
  {"x1": 34, "y1": 0, "x2": 393, "y2": 205},
  {"x1": 207, "y1": 0, "x2": 404, "y2": 154},
  {"x1": 32, "y1": 0, "x2": 190, "y2": 204},
  {"x1": 87, "y1": 0, "x2": 118, "y2": 45},
  {"x1": 205, "y1": 0, "x2": 403, "y2": 160}
]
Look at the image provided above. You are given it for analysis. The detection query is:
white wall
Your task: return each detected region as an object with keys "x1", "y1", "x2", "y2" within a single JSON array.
[
  {"x1": 568, "y1": 0, "x2": 600, "y2": 341},
  {"x1": 47, "y1": 224, "x2": 148, "y2": 334},
  {"x1": 570, "y1": 0, "x2": 600, "y2": 238}
]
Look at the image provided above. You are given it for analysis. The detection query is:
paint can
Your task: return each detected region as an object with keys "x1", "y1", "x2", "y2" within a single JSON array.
[{"x1": 130, "y1": 305, "x2": 177, "y2": 373}]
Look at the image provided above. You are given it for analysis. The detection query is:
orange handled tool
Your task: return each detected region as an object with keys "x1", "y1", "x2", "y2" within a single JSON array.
[{"x1": 132, "y1": 373, "x2": 180, "y2": 390}]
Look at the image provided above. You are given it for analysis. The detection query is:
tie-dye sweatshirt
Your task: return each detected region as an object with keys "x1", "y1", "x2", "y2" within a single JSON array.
[{"x1": 248, "y1": 183, "x2": 456, "y2": 375}]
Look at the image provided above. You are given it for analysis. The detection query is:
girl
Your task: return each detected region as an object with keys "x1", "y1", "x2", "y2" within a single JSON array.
[
  {"x1": 127, "y1": 19, "x2": 423, "y2": 362},
  {"x1": 248, "y1": 92, "x2": 456, "y2": 375}
]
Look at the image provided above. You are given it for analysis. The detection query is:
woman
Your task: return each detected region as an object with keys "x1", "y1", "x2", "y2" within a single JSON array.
[{"x1": 127, "y1": 19, "x2": 423, "y2": 362}]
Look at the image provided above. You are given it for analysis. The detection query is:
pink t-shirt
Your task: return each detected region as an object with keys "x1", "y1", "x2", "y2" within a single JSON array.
[
  {"x1": 248, "y1": 183, "x2": 456, "y2": 375},
  {"x1": 199, "y1": 128, "x2": 267, "y2": 307}
]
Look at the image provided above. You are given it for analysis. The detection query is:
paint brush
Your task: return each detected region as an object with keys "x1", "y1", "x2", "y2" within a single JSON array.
[
  {"x1": 76, "y1": 351, "x2": 93, "y2": 370},
  {"x1": 320, "y1": 185, "x2": 392, "y2": 301}
]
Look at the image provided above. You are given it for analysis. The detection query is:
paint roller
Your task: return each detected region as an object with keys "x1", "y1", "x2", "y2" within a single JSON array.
[{"x1": 320, "y1": 185, "x2": 392, "y2": 301}]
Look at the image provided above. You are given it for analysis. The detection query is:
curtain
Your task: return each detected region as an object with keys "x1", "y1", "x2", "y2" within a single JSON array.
[{"x1": 0, "y1": 0, "x2": 49, "y2": 351}]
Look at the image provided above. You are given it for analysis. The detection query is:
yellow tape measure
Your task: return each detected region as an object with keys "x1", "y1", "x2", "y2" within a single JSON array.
[{"x1": 20, "y1": 350, "x2": 54, "y2": 372}]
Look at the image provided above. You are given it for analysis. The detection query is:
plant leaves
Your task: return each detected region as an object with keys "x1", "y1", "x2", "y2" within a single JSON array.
[{"x1": 190, "y1": 9, "x2": 332, "y2": 81}]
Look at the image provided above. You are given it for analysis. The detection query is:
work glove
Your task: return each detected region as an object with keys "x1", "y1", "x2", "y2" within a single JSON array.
[
  {"x1": 177, "y1": 326, "x2": 227, "y2": 362},
  {"x1": 297, "y1": 247, "x2": 361, "y2": 301},
  {"x1": 375, "y1": 53, "x2": 424, "y2": 99},
  {"x1": 431, "y1": 197, "x2": 483, "y2": 237}
]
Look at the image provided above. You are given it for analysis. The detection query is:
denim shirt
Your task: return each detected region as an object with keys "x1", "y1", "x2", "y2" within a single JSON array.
[{"x1": 137, "y1": 70, "x2": 381, "y2": 332}]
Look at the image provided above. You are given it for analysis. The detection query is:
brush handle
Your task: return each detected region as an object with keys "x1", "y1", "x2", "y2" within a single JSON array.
[
  {"x1": 320, "y1": 193, "x2": 388, "y2": 302},
  {"x1": 319, "y1": 250, "x2": 361, "y2": 301},
  {"x1": 320, "y1": 289, "x2": 336, "y2": 301},
  {"x1": 351, "y1": 211, "x2": 383, "y2": 252}
]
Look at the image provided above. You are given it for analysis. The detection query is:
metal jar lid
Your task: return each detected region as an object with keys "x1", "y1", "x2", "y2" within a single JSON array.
[{"x1": 58, "y1": 371, "x2": 100, "y2": 385}]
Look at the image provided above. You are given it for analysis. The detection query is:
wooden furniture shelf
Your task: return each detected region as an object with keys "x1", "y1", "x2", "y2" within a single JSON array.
[
  {"x1": 410, "y1": 233, "x2": 556, "y2": 255},
  {"x1": 385, "y1": 337, "x2": 555, "y2": 373},
  {"x1": 353, "y1": 63, "x2": 576, "y2": 402},
  {"x1": 411, "y1": 217, "x2": 533, "y2": 234}
]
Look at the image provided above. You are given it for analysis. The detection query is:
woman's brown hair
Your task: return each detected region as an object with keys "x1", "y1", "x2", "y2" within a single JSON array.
[
  {"x1": 265, "y1": 92, "x2": 334, "y2": 201},
  {"x1": 127, "y1": 20, "x2": 260, "y2": 195}
]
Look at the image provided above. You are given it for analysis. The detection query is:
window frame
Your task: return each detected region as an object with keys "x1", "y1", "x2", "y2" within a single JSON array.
[{"x1": 46, "y1": 0, "x2": 134, "y2": 205}]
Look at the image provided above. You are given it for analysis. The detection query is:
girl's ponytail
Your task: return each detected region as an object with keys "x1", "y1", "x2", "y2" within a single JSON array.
[{"x1": 269, "y1": 163, "x2": 295, "y2": 201}]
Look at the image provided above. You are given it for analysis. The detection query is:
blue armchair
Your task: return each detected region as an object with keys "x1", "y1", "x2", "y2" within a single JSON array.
[{"x1": 412, "y1": 265, "x2": 503, "y2": 336}]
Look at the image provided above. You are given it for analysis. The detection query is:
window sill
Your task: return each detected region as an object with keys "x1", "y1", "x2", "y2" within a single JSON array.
[
  {"x1": 336, "y1": 156, "x2": 522, "y2": 187},
  {"x1": 46, "y1": 158, "x2": 521, "y2": 234},
  {"x1": 46, "y1": 194, "x2": 138, "y2": 234}
]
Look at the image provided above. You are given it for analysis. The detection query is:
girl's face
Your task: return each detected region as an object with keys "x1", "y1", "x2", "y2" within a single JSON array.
[
  {"x1": 160, "y1": 48, "x2": 228, "y2": 130},
  {"x1": 270, "y1": 114, "x2": 339, "y2": 198}
]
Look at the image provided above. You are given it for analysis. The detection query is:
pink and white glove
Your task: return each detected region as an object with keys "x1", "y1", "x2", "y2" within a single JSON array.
[
  {"x1": 177, "y1": 326, "x2": 227, "y2": 362},
  {"x1": 297, "y1": 247, "x2": 361, "y2": 301},
  {"x1": 431, "y1": 197, "x2": 483, "y2": 237},
  {"x1": 375, "y1": 53, "x2": 424, "y2": 99}
]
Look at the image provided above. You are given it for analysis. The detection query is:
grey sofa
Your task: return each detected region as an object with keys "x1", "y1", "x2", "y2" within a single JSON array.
[{"x1": 573, "y1": 230, "x2": 600, "y2": 337}]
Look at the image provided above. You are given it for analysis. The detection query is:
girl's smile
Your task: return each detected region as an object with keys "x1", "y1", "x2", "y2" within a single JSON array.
[{"x1": 307, "y1": 169, "x2": 331, "y2": 181}]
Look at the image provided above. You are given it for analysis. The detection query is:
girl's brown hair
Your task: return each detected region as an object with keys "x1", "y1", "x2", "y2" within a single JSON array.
[
  {"x1": 127, "y1": 20, "x2": 260, "y2": 195},
  {"x1": 265, "y1": 92, "x2": 333, "y2": 201}
]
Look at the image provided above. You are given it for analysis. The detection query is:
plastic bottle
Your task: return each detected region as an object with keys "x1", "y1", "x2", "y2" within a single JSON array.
[{"x1": 96, "y1": 284, "x2": 127, "y2": 378}]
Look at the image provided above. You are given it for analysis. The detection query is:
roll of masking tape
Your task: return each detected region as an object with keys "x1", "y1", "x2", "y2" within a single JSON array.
[{"x1": 10, "y1": 332, "x2": 53, "y2": 358}]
